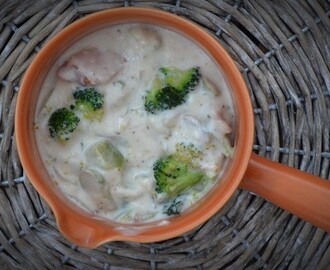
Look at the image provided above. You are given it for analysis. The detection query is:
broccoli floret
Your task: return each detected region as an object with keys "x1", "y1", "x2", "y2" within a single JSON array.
[
  {"x1": 73, "y1": 87, "x2": 104, "y2": 121},
  {"x1": 153, "y1": 143, "x2": 205, "y2": 198},
  {"x1": 48, "y1": 107, "x2": 80, "y2": 142},
  {"x1": 163, "y1": 197, "x2": 183, "y2": 216},
  {"x1": 175, "y1": 143, "x2": 203, "y2": 168},
  {"x1": 154, "y1": 157, "x2": 204, "y2": 198},
  {"x1": 145, "y1": 84, "x2": 185, "y2": 114},
  {"x1": 160, "y1": 67, "x2": 200, "y2": 92},
  {"x1": 144, "y1": 67, "x2": 201, "y2": 114}
]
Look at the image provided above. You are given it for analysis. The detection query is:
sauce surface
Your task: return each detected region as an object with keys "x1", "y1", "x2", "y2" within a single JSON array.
[{"x1": 35, "y1": 24, "x2": 235, "y2": 223}]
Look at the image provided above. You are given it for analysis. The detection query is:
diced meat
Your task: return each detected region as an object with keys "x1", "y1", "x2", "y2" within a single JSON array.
[
  {"x1": 128, "y1": 26, "x2": 162, "y2": 53},
  {"x1": 208, "y1": 117, "x2": 232, "y2": 140},
  {"x1": 57, "y1": 48, "x2": 125, "y2": 86}
]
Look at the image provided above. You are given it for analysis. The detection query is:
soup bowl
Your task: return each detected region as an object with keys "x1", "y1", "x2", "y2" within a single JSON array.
[{"x1": 15, "y1": 7, "x2": 330, "y2": 248}]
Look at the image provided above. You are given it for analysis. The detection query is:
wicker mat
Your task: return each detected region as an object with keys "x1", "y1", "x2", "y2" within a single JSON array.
[{"x1": 0, "y1": 0, "x2": 329, "y2": 269}]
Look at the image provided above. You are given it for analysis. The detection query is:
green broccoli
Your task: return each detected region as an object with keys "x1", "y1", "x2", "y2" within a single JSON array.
[
  {"x1": 160, "y1": 67, "x2": 200, "y2": 92},
  {"x1": 163, "y1": 197, "x2": 183, "y2": 216},
  {"x1": 174, "y1": 143, "x2": 203, "y2": 168},
  {"x1": 48, "y1": 107, "x2": 80, "y2": 143},
  {"x1": 153, "y1": 143, "x2": 205, "y2": 198},
  {"x1": 73, "y1": 87, "x2": 104, "y2": 121},
  {"x1": 144, "y1": 67, "x2": 201, "y2": 114},
  {"x1": 144, "y1": 84, "x2": 185, "y2": 114}
]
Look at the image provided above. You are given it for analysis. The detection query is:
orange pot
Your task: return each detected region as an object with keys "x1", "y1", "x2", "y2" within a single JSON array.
[{"x1": 15, "y1": 8, "x2": 330, "y2": 248}]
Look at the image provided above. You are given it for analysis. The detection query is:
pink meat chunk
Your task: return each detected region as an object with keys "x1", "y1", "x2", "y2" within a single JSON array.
[{"x1": 57, "y1": 48, "x2": 125, "y2": 86}]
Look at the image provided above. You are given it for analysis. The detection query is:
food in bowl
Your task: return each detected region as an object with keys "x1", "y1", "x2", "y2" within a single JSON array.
[{"x1": 34, "y1": 23, "x2": 235, "y2": 224}]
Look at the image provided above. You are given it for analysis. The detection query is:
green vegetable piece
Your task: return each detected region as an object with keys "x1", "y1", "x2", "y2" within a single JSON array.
[
  {"x1": 144, "y1": 67, "x2": 201, "y2": 114},
  {"x1": 175, "y1": 143, "x2": 203, "y2": 168},
  {"x1": 163, "y1": 197, "x2": 183, "y2": 216},
  {"x1": 48, "y1": 107, "x2": 80, "y2": 143},
  {"x1": 153, "y1": 143, "x2": 205, "y2": 198},
  {"x1": 144, "y1": 84, "x2": 186, "y2": 114},
  {"x1": 85, "y1": 140, "x2": 125, "y2": 171},
  {"x1": 73, "y1": 87, "x2": 104, "y2": 121},
  {"x1": 160, "y1": 67, "x2": 200, "y2": 92}
]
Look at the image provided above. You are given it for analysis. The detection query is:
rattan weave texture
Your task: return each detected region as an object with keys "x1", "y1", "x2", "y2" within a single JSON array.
[{"x1": 0, "y1": 0, "x2": 329, "y2": 269}]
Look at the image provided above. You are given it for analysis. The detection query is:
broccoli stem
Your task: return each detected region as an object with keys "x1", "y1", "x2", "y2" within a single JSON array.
[{"x1": 167, "y1": 171, "x2": 204, "y2": 198}]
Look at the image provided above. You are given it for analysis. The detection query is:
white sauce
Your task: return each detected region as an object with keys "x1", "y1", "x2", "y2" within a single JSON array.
[{"x1": 35, "y1": 24, "x2": 235, "y2": 224}]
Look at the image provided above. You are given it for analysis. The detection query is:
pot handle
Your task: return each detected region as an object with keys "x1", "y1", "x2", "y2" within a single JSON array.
[{"x1": 240, "y1": 152, "x2": 330, "y2": 232}]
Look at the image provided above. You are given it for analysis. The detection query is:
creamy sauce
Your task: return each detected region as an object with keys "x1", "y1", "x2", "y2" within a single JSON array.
[{"x1": 35, "y1": 24, "x2": 235, "y2": 224}]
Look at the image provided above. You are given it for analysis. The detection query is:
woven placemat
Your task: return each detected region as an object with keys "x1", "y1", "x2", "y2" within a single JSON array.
[{"x1": 1, "y1": 0, "x2": 329, "y2": 269}]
